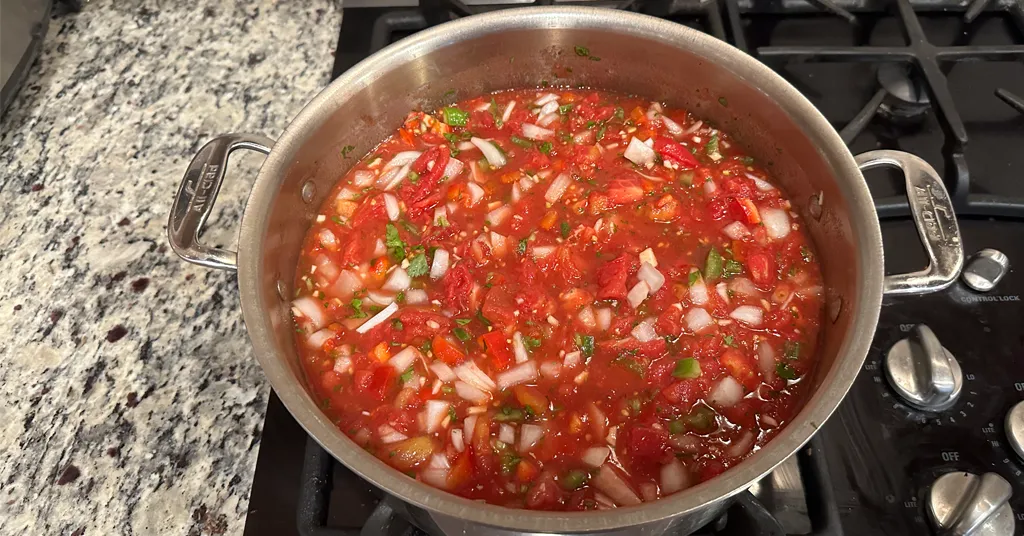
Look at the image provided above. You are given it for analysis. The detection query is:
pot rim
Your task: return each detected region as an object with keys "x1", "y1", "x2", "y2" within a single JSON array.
[{"x1": 237, "y1": 6, "x2": 883, "y2": 532}]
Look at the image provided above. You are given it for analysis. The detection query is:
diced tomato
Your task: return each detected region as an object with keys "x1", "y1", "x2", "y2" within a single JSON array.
[
  {"x1": 728, "y1": 197, "x2": 761, "y2": 225},
  {"x1": 441, "y1": 264, "x2": 473, "y2": 313},
  {"x1": 746, "y1": 252, "x2": 776, "y2": 286},
  {"x1": 626, "y1": 425, "x2": 669, "y2": 459},
  {"x1": 606, "y1": 178, "x2": 645, "y2": 205},
  {"x1": 471, "y1": 415, "x2": 495, "y2": 474},
  {"x1": 432, "y1": 335, "x2": 466, "y2": 366},
  {"x1": 370, "y1": 256, "x2": 390, "y2": 281},
  {"x1": 559, "y1": 288, "x2": 594, "y2": 312},
  {"x1": 479, "y1": 331, "x2": 514, "y2": 371},
  {"x1": 447, "y1": 453, "x2": 475, "y2": 491},
  {"x1": 396, "y1": 310, "x2": 452, "y2": 339},
  {"x1": 707, "y1": 198, "x2": 730, "y2": 221},
  {"x1": 481, "y1": 287, "x2": 517, "y2": 328},
  {"x1": 516, "y1": 459, "x2": 540, "y2": 482},
  {"x1": 653, "y1": 136, "x2": 698, "y2": 169},
  {"x1": 350, "y1": 196, "x2": 387, "y2": 228},
  {"x1": 719, "y1": 400, "x2": 758, "y2": 429},
  {"x1": 354, "y1": 364, "x2": 394, "y2": 400},
  {"x1": 525, "y1": 472, "x2": 562, "y2": 508},
  {"x1": 697, "y1": 459, "x2": 727, "y2": 482},
  {"x1": 588, "y1": 192, "x2": 614, "y2": 215},
  {"x1": 661, "y1": 379, "x2": 704, "y2": 406},
  {"x1": 596, "y1": 254, "x2": 638, "y2": 301},
  {"x1": 647, "y1": 194, "x2": 681, "y2": 222},
  {"x1": 320, "y1": 370, "x2": 344, "y2": 392},
  {"x1": 719, "y1": 349, "x2": 760, "y2": 390},
  {"x1": 402, "y1": 146, "x2": 451, "y2": 213},
  {"x1": 370, "y1": 341, "x2": 391, "y2": 363},
  {"x1": 514, "y1": 385, "x2": 549, "y2": 414}
]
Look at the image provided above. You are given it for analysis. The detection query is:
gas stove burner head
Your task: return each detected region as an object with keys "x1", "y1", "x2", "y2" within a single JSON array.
[{"x1": 877, "y1": 63, "x2": 931, "y2": 124}]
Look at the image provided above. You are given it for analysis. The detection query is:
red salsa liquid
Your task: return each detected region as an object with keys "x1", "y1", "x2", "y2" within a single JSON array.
[{"x1": 290, "y1": 89, "x2": 824, "y2": 510}]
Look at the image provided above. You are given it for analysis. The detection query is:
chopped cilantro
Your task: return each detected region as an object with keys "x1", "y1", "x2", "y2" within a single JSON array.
[
  {"x1": 723, "y1": 259, "x2": 744, "y2": 278},
  {"x1": 442, "y1": 107, "x2": 469, "y2": 127},
  {"x1": 560, "y1": 221, "x2": 570, "y2": 239},
  {"x1": 596, "y1": 124, "x2": 607, "y2": 141},
  {"x1": 800, "y1": 246, "x2": 813, "y2": 263},
  {"x1": 395, "y1": 291, "x2": 405, "y2": 303},
  {"x1": 420, "y1": 340, "x2": 432, "y2": 353},
  {"x1": 455, "y1": 318, "x2": 472, "y2": 326},
  {"x1": 574, "y1": 45, "x2": 590, "y2": 57},
  {"x1": 510, "y1": 135, "x2": 533, "y2": 148},
  {"x1": 407, "y1": 253, "x2": 429, "y2": 277},
  {"x1": 435, "y1": 215, "x2": 450, "y2": 228},
  {"x1": 705, "y1": 248, "x2": 724, "y2": 280},
  {"x1": 494, "y1": 406, "x2": 526, "y2": 422},
  {"x1": 523, "y1": 336, "x2": 542, "y2": 349},
  {"x1": 349, "y1": 298, "x2": 368, "y2": 318},
  {"x1": 588, "y1": 56, "x2": 601, "y2": 62},
  {"x1": 392, "y1": 319, "x2": 404, "y2": 331},
  {"x1": 453, "y1": 327, "x2": 471, "y2": 342},
  {"x1": 723, "y1": 335, "x2": 736, "y2": 347},
  {"x1": 784, "y1": 341, "x2": 801, "y2": 360},
  {"x1": 613, "y1": 107, "x2": 625, "y2": 121},
  {"x1": 476, "y1": 310, "x2": 492, "y2": 326},
  {"x1": 705, "y1": 133, "x2": 720, "y2": 156},
  {"x1": 398, "y1": 367, "x2": 415, "y2": 384},
  {"x1": 517, "y1": 238, "x2": 528, "y2": 255},
  {"x1": 672, "y1": 357, "x2": 701, "y2": 379},
  {"x1": 400, "y1": 220, "x2": 420, "y2": 235},
  {"x1": 538, "y1": 141, "x2": 553, "y2": 155},
  {"x1": 776, "y1": 362, "x2": 798, "y2": 380},
  {"x1": 500, "y1": 452, "x2": 521, "y2": 474},
  {"x1": 614, "y1": 356, "x2": 645, "y2": 377},
  {"x1": 558, "y1": 103, "x2": 573, "y2": 115},
  {"x1": 585, "y1": 120, "x2": 596, "y2": 129},
  {"x1": 341, "y1": 145, "x2": 356, "y2": 158},
  {"x1": 385, "y1": 223, "x2": 406, "y2": 260},
  {"x1": 574, "y1": 333, "x2": 595, "y2": 358}
]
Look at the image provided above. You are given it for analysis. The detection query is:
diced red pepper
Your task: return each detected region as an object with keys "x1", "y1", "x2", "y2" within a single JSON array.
[
  {"x1": 479, "y1": 331, "x2": 514, "y2": 371},
  {"x1": 432, "y1": 335, "x2": 466, "y2": 366},
  {"x1": 728, "y1": 197, "x2": 761, "y2": 224},
  {"x1": 654, "y1": 136, "x2": 699, "y2": 169}
]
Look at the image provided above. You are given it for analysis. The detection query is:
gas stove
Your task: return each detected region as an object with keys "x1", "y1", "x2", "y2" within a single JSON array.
[{"x1": 243, "y1": 1, "x2": 1024, "y2": 535}]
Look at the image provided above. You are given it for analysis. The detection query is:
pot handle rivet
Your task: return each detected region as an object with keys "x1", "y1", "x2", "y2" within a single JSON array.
[{"x1": 167, "y1": 133, "x2": 275, "y2": 271}]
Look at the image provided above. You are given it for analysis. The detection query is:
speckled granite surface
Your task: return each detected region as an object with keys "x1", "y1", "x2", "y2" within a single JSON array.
[{"x1": 0, "y1": 1, "x2": 341, "y2": 534}]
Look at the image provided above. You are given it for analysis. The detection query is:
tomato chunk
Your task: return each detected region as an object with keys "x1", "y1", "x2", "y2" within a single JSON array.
[
  {"x1": 432, "y1": 335, "x2": 466, "y2": 366},
  {"x1": 479, "y1": 331, "x2": 514, "y2": 371},
  {"x1": 654, "y1": 136, "x2": 698, "y2": 169}
]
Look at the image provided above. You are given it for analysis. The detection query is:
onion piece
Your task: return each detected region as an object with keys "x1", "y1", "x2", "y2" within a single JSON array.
[
  {"x1": 463, "y1": 415, "x2": 478, "y2": 443},
  {"x1": 379, "y1": 425, "x2": 408, "y2": 444},
  {"x1": 761, "y1": 207, "x2": 791, "y2": 240},
  {"x1": 330, "y1": 270, "x2": 364, "y2": 299},
  {"x1": 502, "y1": 101, "x2": 516, "y2": 123},
  {"x1": 606, "y1": 426, "x2": 618, "y2": 447},
  {"x1": 430, "y1": 361, "x2": 457, "y2": 382},
  {"x1": 292, "y1": 296, "x2": 328, "y2": 330},
  {"x1": 596, "y1": 308, "x2": 612, "y2": 331},
  {"x1": 624, "y1": 137, "x2": 656, "y2": 166},
  {"x1": 534, "y1": 93, "x2": 558, "y2": 106},
  {"x1": 660, "y1": 458, "x2": 691, "y2": 494},
  {"x1": 521, "y1": 123, "x2": 554, "y2": 140},
  {"x1": 421, "y1": 467, "x2": 450, "y2": 489},
  {"x1": 457, "y1": 140, "x2": 476, "y2": 152},
  {"x1": 539, "y1": 361, "x2": 562, "y2": 379},
  {"x1": 531, "y1": 245, "x2": 556, "y2": 259},
  {"x1": 544, "y1": 173, "x2": 572, "y2": 203},
  {"x1": 577, "y1": 306, "x2": 597, "y2": 330},
  {"x1": 404, "y1": 288, "x2": 428, "y2": 304},
  {"x1": 356, "y1": 302, "x2": 399, "y2": 334},
  {"x1": 471, "y1": 137, "x2": 506, "y2": 168},
  {"x1": 637, "y1": 262, "x2": 665, "y2": 293},
  {"x1": 662, "y1": 115, "x2": 684, "y2": 137},
  {"x1": 486, "y1": 205, "x2": 512, "y2": 226},
  {"x1": 388, "y1": 346, "x2": 420, "y2": 371},
  {"x1": 746, "y1": 172, "x2": 775, "y2": 191},
  {"x1": 451, "y1": 428, "x2": 465, "y2": 452},
  {"x1": 466, "y1": 182, "x2": 485, "y2": 205},
  {"x1": 490, "y1": 232, "x2": 509, "y2": 257},
  {"x1": 631, "y1": 317, "x2": 658, "y2": 343},
  {"x1": 496, "y1": 361, "x2": 538, "y2": 391},
  {"x1": 383, "y1": 151, "x2": 422, "y2": 171},
  {"x1": 689, "y1": 271, "x2": 709, "y2": 306},
  {"x1": 318, "y1": 228, "x2": 338, "y2": 250},
  {"x1": 627, "y1": 280, "x2": 650, "y2": 309},
  {"x1": 512, "y1": 332, "x2": 530, "y2": 364},
  {"x1": 538, "y1": 100, "x2": 559, "y2": 116},
  {"x1": 757, "y1": 341, "x2": 776, "y2": 381},
  {"x1": 716, "y1": 282, "x2": 730, "y2": 304},
  {"x1": 573, "y1": 130, "x2": 595, "y2": 145},
  {"x1": 536, "y1": 112, "x2": 559, "y2": 127},
  {"x1": 430, "y1": 248, "x2": 450, "y2": 280},
  {"x1": 704, "y1": 178, "x2": 719, "y2": 196},
  {"x1": 423, "y1": 400, "x2": 451, "y2": 434},
  {"x1": 564, "y1": 351, "x2": 582, "y2": 368},
  {"x1": 518, "y1": 424, "x2": 544, "y2": 453},
  {"x1": 640, "y1": 483, "x2": 660, "y2": 503},
  {"x1": 442, "y1": 157, "x2": 465, "y2": 180},
  {"x1": 728, "y1": 277, "x2": 760, "y2": 297},
  {"x1": 454, "y1": 360, "x2": 497, "y2": 392},
  {"x1": 510, "y1": 183, "x2": 522, "y2": 204},
  {"x1": 377, "y1": 164, "x2": 412, "y2": 190},
  {"x1": 351, "y1": 170, "x2": 375, "y2": 187},
  {"x1": 306, "y1": 329, "x2": 335, "y2": 349},
  {"x1": 383, "y1": 193, "x2": 400, "y2": 221},
  {"x1": 367, "y1": 290, "x2": 396, "y2": 306},
  {"x1": 685, "y1": 307, "x2": 715, "y2": 333},
  {"x1": 582, "y1": 446, "x2": 610, "y2": 468},
  {"x1": 725, "y1": 431, "x2": 756, "y2": 458},
  {"x1": 730, "y1": 305, "x2": 764, "y2": 327},
  {"x1": 499, "y1": 424, "x2": 516, "y2": 445},
  {"x1": 709, "y1": 376, "x2": 744, "y2": 407},
  {"x1": 372, "y1": 239, "x2": 387, "y2": 258},
  {"x1": 382, "y1": 267, "x2": 411, "y2": 292},
  {"x1": 639, "y1": 248, "x2": 658, "y2": 267},
  {"x1": 592, "y1": 465, "x2": 642, "y2": 506},
  {"x1": 454, "y1": 381, "x2": 489, "y2": 404},
  {"x1": 722, "y1": 221, "x2": 750, "y2": 241}
]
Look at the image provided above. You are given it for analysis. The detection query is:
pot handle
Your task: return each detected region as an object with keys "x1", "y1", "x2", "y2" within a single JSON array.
[
  {"x1": 167, "y1": 133, "x2": 274, "y2": 271},
  {"x1": 855, "y1": 150, "x2": 963, "y2": 296}
]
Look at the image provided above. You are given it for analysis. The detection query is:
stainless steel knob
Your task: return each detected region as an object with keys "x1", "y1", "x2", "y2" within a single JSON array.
[
  {"x1": 962, "y1": 248, "x2": 1010, "y2": 293},
  {"x1": 1006, "y1": 401, "x2": 1024, "y2": 461},
  {"x1": 885, "y1": 324, "x2": 962, "y2": 411},
  {"x1": 928, "y1": 472, "x2": 1015, "y2": 536}
]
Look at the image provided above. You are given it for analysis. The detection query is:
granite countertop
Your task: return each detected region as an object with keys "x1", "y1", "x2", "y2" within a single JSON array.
[{"x1": 0, "y1": 1, "x2": 341, "y2": 534}]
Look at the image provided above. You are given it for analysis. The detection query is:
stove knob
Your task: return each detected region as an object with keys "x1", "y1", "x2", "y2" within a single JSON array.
[
  {"x1": 1006, "y1": 401, "x2": 1024, "y2": 461},
  {"x1": 885, "y1": 324, "x2": 963, "y2": 411},
  {"x1": 928, "y1": 472, "x2": 1015, "y2": 536},
  {"x1": 962, "y1": 248, "x2": 1009, "y2": 292}
]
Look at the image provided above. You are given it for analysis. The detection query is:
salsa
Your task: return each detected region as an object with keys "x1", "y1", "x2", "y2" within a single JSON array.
[{"x1": 290, "y1": 89, "x2": 824, "y2": 510}]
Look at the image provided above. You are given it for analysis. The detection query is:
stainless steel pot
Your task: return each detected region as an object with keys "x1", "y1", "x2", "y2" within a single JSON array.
[{"x1": 167, "y1": 7, "x2": 964, "y2": 535}]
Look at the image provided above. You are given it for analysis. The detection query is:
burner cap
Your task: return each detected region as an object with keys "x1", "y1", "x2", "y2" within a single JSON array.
[{"x1": 877, "y1": 63, "x2": 931, "y2": 123}]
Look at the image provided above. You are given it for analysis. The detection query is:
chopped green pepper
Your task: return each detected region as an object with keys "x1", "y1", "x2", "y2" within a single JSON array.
[
  {"x1": 672, "y1": 357, "x2": 702, "y2": 379},
  {"x1": 705, "y1": 248, "x2": 724, "y2": 280},
  {"x1": 574, "y1": 333, "x2": 595, "y2": 357},
  {"x1": 453, "y1": 327, "x2": 471, "y2": 342},
  {"x1": 442, "y1": 107, "x2": 469, "y2": 126},
  {"x1": 538, "y1": 141, "x2": 553, "y2": 155},
  {"x1": 560, "y1": 469, "x2": 589, "y2": 490},
  {"x1": 510, "y1": 135, "x2": 533, "y2": 148}
]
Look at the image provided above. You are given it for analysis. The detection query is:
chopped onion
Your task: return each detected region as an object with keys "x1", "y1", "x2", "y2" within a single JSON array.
[
  {"x1": 689, "y1": 272, "x2": 709, "y2": 305},
  {"x1": 490, "y1": 232, "x2": 508, "y2": 257},
  {"x1": 596, "y1": 308, "x2": 612, "y2": 331},
  {"x1": 761, "y1": 414, "x2": 779, "y2": 428},
  {"x1": 466, "y1": 182, "x2": 485, "y2": 205},
  {"x1": 639, "y1": 248, "x2": 658, "y2": 267},
  {"x1": 451, "y1": 428, "x2": 465, "y2": 452},
  {"x1": 379, "y1": 425, "x2": 408, "y2": 444},
  {"x1": 592, "y1": 465, "x2": 642, "y2": 506},
  {"x1": 356, "y1": 302, "x2": 399, "y2": 334},
  {"x1": 538, "y1": 100, "x2": 559, "y2": 116},
  {"x1": 716, "y1": 282, "x2": 730, "y2": 304},
  {"x1": 685, "y1": 307, "x2": 715, "y2": 333},
  {"x1": 564, "y1": 351, "x2": 582, "y2": 368},
  {"x1": 624, "y1": 137, "x2": 656, "y2": 166},
  {"x1": 544, "y1": 173, "x2": 572, "y2": 203},
  {"x1": 725, "y1": 431, "x2": 756, "y2": 458},
  {"x1": 486, "y1": 205, "x2": 512, "y2": 226},
  {"x1": 421, "y1": 467, "x2": 450, "y2": 489},
  {"x1": 331, "y1": 270, "x2": 364, "y2": 299},
  {"x1": 333, "y1": 355, "x2": 353, "y2": 374},
  {"x1": 573, "y1": 130, "x2": 595, "y2": 145},
  {"x1": 512, "y1": 332, "x2": 530, "y2": 364},
  {"x1": 367, "y1": 290, "x2": 396, "y2": 306},
  {"x1": 627, "y1": 280, "x2": 650, "y2": 309},
  {"x1": 534, "y1": 93, "x2": 558, "y2": 106},
  {"x1": 662, "y1": 115, "x2": 684, "y2": 137},
  {"x1": 423, "y1": 400, "x2": 451, "y2": 434},
  {"x1": 388, "y1": 346, "x2": 420, "y2": 371},
  {"x1": 521, "y1": 123, "x2": 554, "y2": 140},
  {"x1": 496, "y1": 361, "x2": 538, "y2": 391},
  {"x1": 637, "y1": 262, "x2": 665, "y2": 293},
  {"x1": 577, "y1": 306, "x2": 597, "y2": 330},
  {"x1": 640, "y1": 483, "x2": 660, "y2": 502},
  {"x1": 510, "y1": 183, "x2": 522, "y2": 203},
  {"x1": 722, "y1": 221, "x2": 750, "y2": 240},
  {"x1": 537, "y1": 112, "x2": 559, "y2": 127},
  {"x1": 757, "y1": 341, "x2": 776, "y2": 381},
  {"x1": 646, "y1": 102, "x2": 663, "y2": 121},
  {"x1": 730, "y1": 305, "x2": 764, "y2": 327},
  {"x1": 318, "y1": 228, "x2": 338, "y2": 250},
  {"x1": 582, "y1": 446, "x2": 610, "y2": 468},
  {"x1": 292, "y1": 296, "x2": 328, "y2": 330},
  {"x1": 430, "y1": 361, "x2": 457, "y2": 382},
  {"x1": 457, "y1": 140, "x2": 476, "y2": 152},
  {"x1": 728, "y1": 277, "x2": 760, "y2": 297},
  {"x1": 704, "y1": 179, "x2": 719, "y2": 197},
  {"x1": 306, "y1": 329, "x2": 335, "y2": 349},
  {"x1": 455, "y1": 381, "x2": 490, "y2": 404},
  {"x1": 502, "y1": 101, "x2": 516, "y2": 123},
  {"x1": 682, "y1": 120, "x2": 703, "y2": 136},
  {"x1": 606, "y1": 426, "x2": 618, "y2": 447},
  {"x1": 430, "y1": 248, "x2": 450, "y2": 280},
  {"x1": 519, "y1": 175, "x2": 536, "y2": 192},
  {"x1": 454, "y1": 360, "x2": 497, "y2": 392},
  {"x1": 499, "y1": 423, "x2": 516, "y2": 445},
  {"x1": 746, "y1": 172, "x2": 775, "y2": 191},
  {"x1": 383, "y1": 193, "x2": 400, "y2": 221},
  {"x1": 351, "y1": 170, "x2": 375, "y2": 187},
  {"x1": 540, "y1": 361, "x2": 562, "y2": 379},
  {"x1": 442, "y1": 157, "x2": 465, "y2": 180},
  {"x1": 404, "y1": 288, "x2": 428, "y2": 304},
  {"x1": 384, "y1": 151, "x2": 422, "y2": 171},
  {"x1": 631, "y1": 317, "x2": 658, "y2": 343},
  {"x1": 463, "y1": 414, "x2": 478, "y2": 443},
  {"x1": 660, "y1": 458, "x2": 691, "y2": 494},
  {"x1": 471, "y1": 137, "x2": 506, "y2": 168},
  {"x1": 382, "y1": 267, "x2": 411, "y2": 292},
  {"x1": 518, "y1": 424, "x2": 544, "y2": 453},
  {"x1": 372, "y1": 239, "x2": 387, "y2": 258},
  {"x1": 761, "y1": 207, "x2": 791, "y2": 240},
  {"x1": 709, "y1": 376, "x2": 744, "y2": 407},
  {"x1": 377, "y1": 163, "x2": 412, "y2": 190},
  {"x1": 532, "y1": 245, "x2": 556, "y2": 259}
]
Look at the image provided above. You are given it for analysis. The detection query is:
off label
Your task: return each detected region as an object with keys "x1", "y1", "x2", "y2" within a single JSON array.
[{"x1": 941, "y1": 451, "x2": 960, "y2": 462}]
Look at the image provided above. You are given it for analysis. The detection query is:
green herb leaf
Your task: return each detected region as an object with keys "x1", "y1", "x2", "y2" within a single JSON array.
[
  {"x1": 596, "y1": 124, "x2": 607, "y2": 141},
  {"x1": 538, "y1": 141, "x2": 553, "y2": 155},
  {"x1": 453, "y1": 327, "x2": 471, "y2": 342},
  {"x1": 476, "y1": 310, "x2": 492, "y2": 327},
  {"x1": 442, "y1": 107, "x2": 469, "y2": 127},
  {"x1": 560, "y1": 221, "x2": 570, "y2": 239},
  {"x1": 420, "y1": 340, "x2": 433, "y2": 353},
  {"x1": 705, "y1": 133, "x2": 720, "y2": 156},
  {"x1": 398, "y1": 366, "x2": 416, "y2": 384},
  {"x1": 407, "y1": 253, "x2": 429, "y2": 278},
  {"x1": 395, "y1": 291, "x2": 405, "y2": 303},
  {"x1": 385, "y1": 223, "x2": 406, "y2": 260},
  {"x1": 392, "y1": 319, "x2": 404, "y2": 331},
  {"x1": 560, "y1": 469, "x2": 589, "y2": 490},
  {"x1": 494, "y1": 406, "x2": 526, "y2": 422},
  {"x1": 722, "y1": 259, "x2": 744, "y2": 278},
  {"x1": 722, "y1": 335, "x2": 736, "y2": 347},
  {"x1": 672, "y1": 357, "x2": 702, "y2": 379},
  {"x1": 776, "y1": 362, "x2": 798, "y2": 380},
  {"x1": 574, "y1": 45, "x2": 590, "y2": 57},
  {"x1": 800, "y1": 246, "x2": 813, "y2": 263},
  {"x1": 517, "y1": 238, "x2": 528, "y2": 256},
  {"x1": 574, "y1": 333, "x2": 595, "y2": 358},
  {"x1": 456, "y1": 318, "x2": 472, "y2": 326},
  {"x1": 558, "y1": 103, "x2": 573, "y2": 115},
  {"x1": 613, "y1": 356, "x2": 646, "y2": 377},
  {"x1": 523, "y1": 336, "x2": 542, "y2": 349},
  {"x1": 349, "y1": 298, "x2": 368, "y2": 318},
  {"x1": 705, "y1": 248, "x2": 724, "y2": 280},
  {"x1": 510, "y1": 135, "x2": 533, "y2": 148},
  {"x1": 341, "y1": 145, "x2": 356, "y2": 158},
  {"x1": 718, "y1": 96, "x2": 729, "y2": 107},
  {"x1": 613, "y1": 107, "x2": 625, "y2": 121},
  {"x1": 585, "y1": 120, "x2": 596, "y2": 129}
]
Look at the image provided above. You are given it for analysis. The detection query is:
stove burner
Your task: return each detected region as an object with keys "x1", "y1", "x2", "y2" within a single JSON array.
[{"x1": 877, "y1": 63, "x2": 931, "y2": 124}]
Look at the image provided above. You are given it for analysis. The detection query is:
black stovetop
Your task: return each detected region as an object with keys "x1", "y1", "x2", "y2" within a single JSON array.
[{"x1": 244, "y1": 1, "x2": 1024, "y2": 535}]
